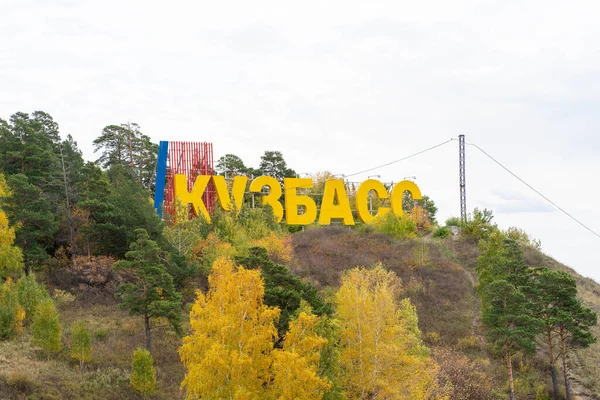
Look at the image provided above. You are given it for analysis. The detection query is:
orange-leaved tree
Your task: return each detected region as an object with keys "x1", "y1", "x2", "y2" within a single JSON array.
[
  {"x1": 336, "y1": 265, "x2": 440, "y2": 399},
  {"x1": 179, "y1": 257, "x2": 330, "y2": 399}
]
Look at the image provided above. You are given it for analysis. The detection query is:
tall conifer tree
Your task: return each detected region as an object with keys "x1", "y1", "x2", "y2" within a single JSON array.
[
  {"x1": 477, "y1": 233, "x2": 541, "y2": 400},
  {"x1": 115, "y1": 229, "x2": 182, "y2": 351}
]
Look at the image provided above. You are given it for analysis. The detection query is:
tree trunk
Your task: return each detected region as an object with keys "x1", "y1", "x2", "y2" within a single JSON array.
[
  {"x1": 24, "y1": 240, "x2": 29, "y2": 275},
  {"x1": 117, "y1": 141, "x2": 122, "y2": 164},
  {"x1": 560, "y1": 327, "x2": 571, "y2": 400},
  {"x1": 128, "y1": 131, "x2": 134, "y2": 168},
  {"x1": 145, "y1": 315, "x2": 151, "y2": 352},
  {"x1": 547, "y1": 331, "x2": 560, "y2": 400},
  {"x1": 59, "y1": 144, "x2": 75, "y2": 261},
  {"x1": 506, "y1": 346, "x2": 515, "y2": 400}
]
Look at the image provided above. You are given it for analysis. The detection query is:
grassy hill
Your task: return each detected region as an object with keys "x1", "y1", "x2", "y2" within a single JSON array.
[
  {"x1": 1, "y1": 226, "x2": 599, "y2": 399},
  {"x1": 291, "y1": 227, "x2": 600, "y2": 400}
]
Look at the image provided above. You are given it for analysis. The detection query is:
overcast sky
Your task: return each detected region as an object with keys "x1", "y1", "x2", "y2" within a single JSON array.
[{"x1": 2, "y1": 0, "x2": 600, "y2": 281}]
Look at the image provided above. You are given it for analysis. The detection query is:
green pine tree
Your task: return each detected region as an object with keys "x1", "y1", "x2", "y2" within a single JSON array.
[
  {"x1": 550, "y1": 272, "x2": 596, "y2": 400},
  {"x1": 477, "y1": 233, "x2": 541, "y2": 400},
  {"x1": 114, "y1": 229, "x2": 182, "y2": 351},
  {"x1": 533, "y1": 267, "x2": 569, "y2": 399},
  {"x1": 257, "y1": 150, "x2": 297, "y2": 182},
  {"x1": 235, "y1": 247, "x2": 331, "y2": 341},
  {"x1": 76, "y1": 164, "x2": 162, "y2": 258},
  {"x1": 93, "y1": 124, "x2": 128, "y2": 169},
  {"x1": 215, "y1": 153, "x2": 249, "y2": 176},
  {"x1": 57, "y1": 135, "x2": 85, "y2": 254},
  {"x1": 531, "y1": 267, "x2": 597, "y2": 400},
  {"x1": 5, "y1": 174, "x2": 58, "y2": 273},
  {"x1": 0, "y1": 112, "x2": 61, "y2": 190},
  {"x1": 481, "y1": 280, "x2": 538, "y2": 400},
  {"x1": 93, "y1": 123, "x2": 157, "y2": 190}
]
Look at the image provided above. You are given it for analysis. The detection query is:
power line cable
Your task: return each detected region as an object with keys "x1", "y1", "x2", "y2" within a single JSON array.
[
  {"x1": 467, "y1": 140, "x2": 600, "y2": 240},
  {"x1": 345, "y1": 138, "x2": 455, "y2": 178}
]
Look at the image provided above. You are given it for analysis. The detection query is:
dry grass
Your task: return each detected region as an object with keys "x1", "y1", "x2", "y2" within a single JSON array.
[
  {"x1": 291, "y1": 227, "x2": 474, "y2": 344},
  {"x1": 0, "y1": 296, "x2": 187, "y2": 400}
]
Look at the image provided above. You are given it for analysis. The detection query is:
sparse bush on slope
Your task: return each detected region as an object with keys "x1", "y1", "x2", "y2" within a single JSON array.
[
  {"x1": 0, "y1": 279, "x2": 25, "y2": 340},
  {"x1": 363, "y1": 212, "x2": 417, "y2": 239},
  {"x1": 433, "y1": 226, "x2": 451, "y2": 238},
  {"x1": 31, "y1": 299, "x2": 62, "y2": 356},
  {"x1": 461, "y1": 208, "x2": 499, "y2": 243},
  {"x1": 130, "y1": 347, "x2": 156, "y2": 395}
]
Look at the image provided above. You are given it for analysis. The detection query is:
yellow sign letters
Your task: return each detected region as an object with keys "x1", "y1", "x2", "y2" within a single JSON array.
[{"x1": 174, "y1": 175, "x2": 422, "y2": 225}]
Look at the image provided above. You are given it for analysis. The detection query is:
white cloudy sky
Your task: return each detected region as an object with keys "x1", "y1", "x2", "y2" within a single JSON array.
[{"x1": 2, "y1": 0, "x2": 600, "y2": 281}]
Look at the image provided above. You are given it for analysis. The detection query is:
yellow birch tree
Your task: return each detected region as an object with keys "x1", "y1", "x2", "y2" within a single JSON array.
[
  {"x1": 180, "y1": 257, "x2": 331, "y2": 399},
  {"x1": 0, "y1": 174, "x2": 23, "y2": 280},
  {"x1": 269, "y1": 306, "x2": 331, "y2": 399},
  {"x1": 180, "y1": 257, "x2": 279, "y2": 399},
  {"x1": 336, "y1": 265, "x2": 440, "y2": 399}
]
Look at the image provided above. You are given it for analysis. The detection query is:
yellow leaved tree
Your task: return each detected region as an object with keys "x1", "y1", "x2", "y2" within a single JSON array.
[
  {"x1": 336, "y1": 265, "x2": 441, "y2": 399},
  {"x1": 0, "y1": 174, "x2": 24, "y2": 280},
  {"x1": 269, "y1": 305, "x2": 331, "y2": 399},
  {"x1": 179, "y1": 257, "x2": 330, "y2": 399}
]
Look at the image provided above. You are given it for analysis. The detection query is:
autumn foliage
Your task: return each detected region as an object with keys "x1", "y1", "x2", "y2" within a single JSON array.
[
  {"x1": 179, "y1": 257, "x2": 330, "y2": 399},
  {"x1": 185, "y1": 208, "x2": 293, "y2": 274},
  {"x1": 335, "y1": 265, "x2": 440, "y2": 399},
  {"x1": 0, "y1": 278, "x2": 25, "y2": 339},
  {"x1": 130, "y1": 347, "x2": 156, "y2": 395},
  {"x1": 0, "y1": 173, "x2": 24, "y2": 280},
  {"x1": 31, "y1": 299, "x2": 62, "y2": 356},
  {"x1": 70, "y1": 320, "x2": 92, "y2": 370}
]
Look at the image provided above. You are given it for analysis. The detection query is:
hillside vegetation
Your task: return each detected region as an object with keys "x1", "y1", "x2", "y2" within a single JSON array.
[
  {"x1": 292, "y1": 227, "x2": 600, "y2": 399},
  {"x1": 0, "y1": 111, "x2": 598, "y2": 399}
]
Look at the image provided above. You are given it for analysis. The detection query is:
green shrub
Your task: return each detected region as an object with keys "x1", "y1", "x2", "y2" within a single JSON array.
[
  {"x1": 16, "y1": 274, "x2": 50, "y2": 322},
  {"x1": 460, "y1": 208, "x2": 498, "y2": 242},
  {"x1": 80, "y1": 367, "x2": 130, "y2": 392},
  {"x1": 433, "y1": 226, "x2": 451, "y2": 238},
  {"x1": 457, "y1": 335, "x2": 480, "y2": 350},
  {"x1": 31, "y1": 299, "x2": 62, "y2": 355},
  {"x1": 370, "y1": 212, "x2": 416, "y2": 239},
  {"x1": 130, "y1": 347, "x2": 156, "y2": 395},
  {"x1": 504, "y1": 227, "x2": 542, "y2": 250},
  {"x1": 445, "y1": 217, "x2": 461, "y2": 227},
  {"x1": 94, "y1": 328, "x2": 109, "y2": 341},
  {"x1": 52, "y1": 289, "x2": 75, "y2": 306},
  {"x1": 535, "y1": 385, "x2": 551, "y2": 400}
]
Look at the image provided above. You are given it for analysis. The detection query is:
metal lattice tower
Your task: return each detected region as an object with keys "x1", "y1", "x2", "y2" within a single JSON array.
[{"x1": 459, "y1": 134, "x2": 467, "y2": 222}]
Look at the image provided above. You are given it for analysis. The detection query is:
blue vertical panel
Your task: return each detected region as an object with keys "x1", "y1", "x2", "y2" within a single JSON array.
[{"x1": 153, "y1": 141, "x2": 169, "y2": 216}]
